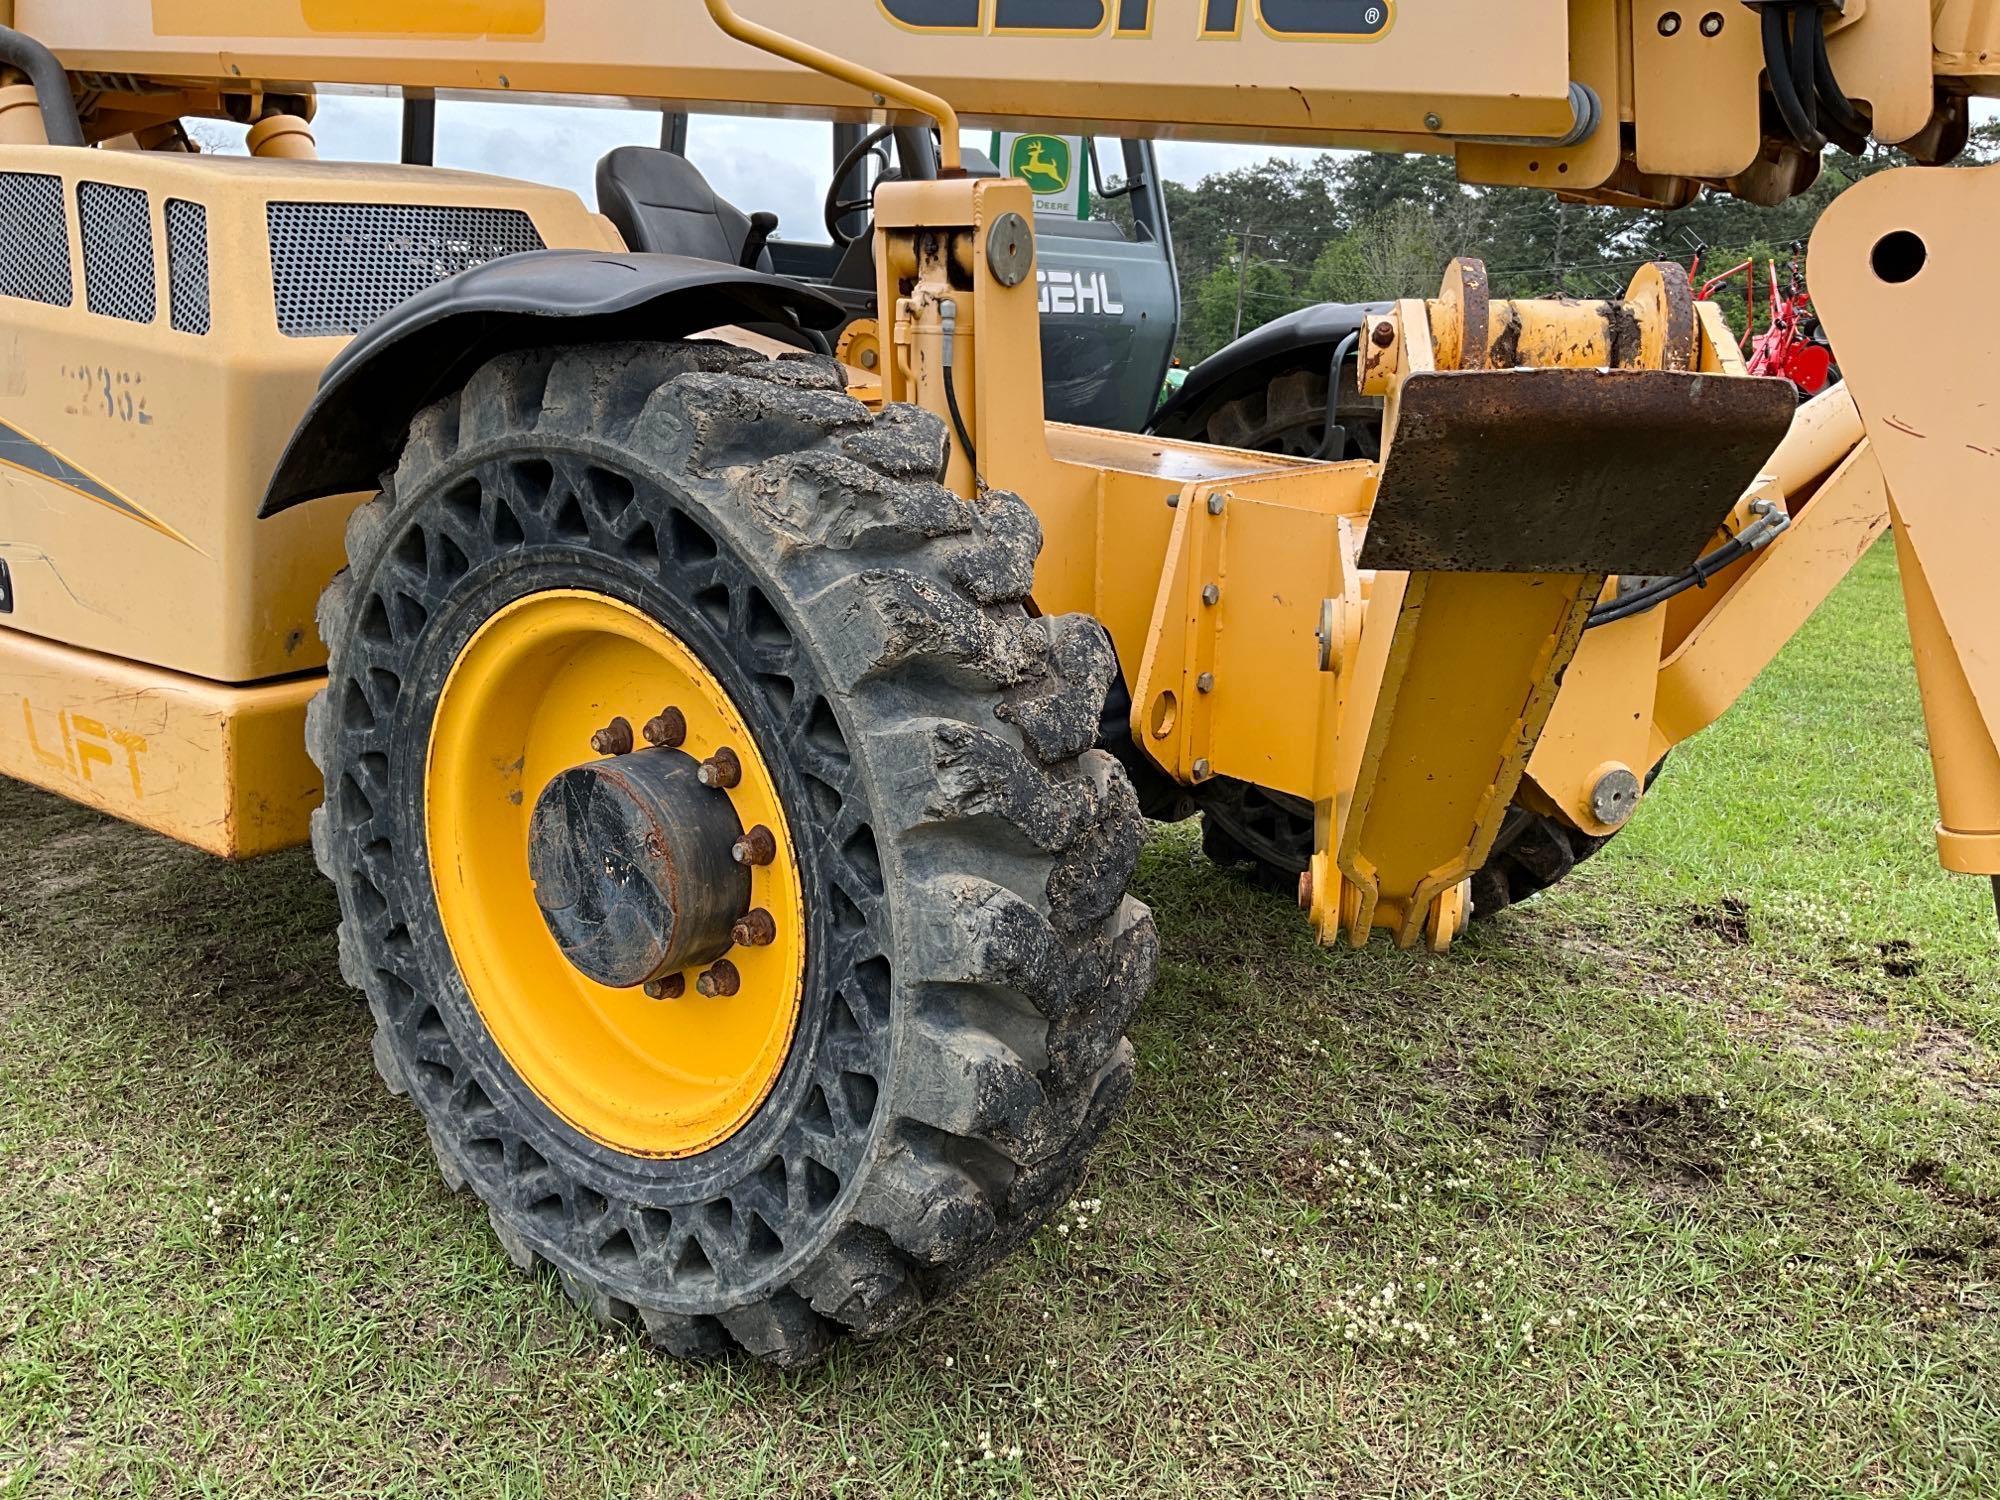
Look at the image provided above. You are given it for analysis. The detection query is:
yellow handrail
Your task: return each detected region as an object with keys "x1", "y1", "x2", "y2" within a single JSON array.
[{"x1": 701, "y1": 0, "x2": 963, "y2": 173}]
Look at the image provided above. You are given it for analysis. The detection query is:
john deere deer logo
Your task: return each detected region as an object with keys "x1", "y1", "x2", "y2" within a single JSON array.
[{"x1": 1010, "y1": 135, "x2": 1072, "y2": 195}]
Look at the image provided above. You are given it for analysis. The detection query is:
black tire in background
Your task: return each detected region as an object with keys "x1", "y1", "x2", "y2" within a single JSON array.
[
  {"x1": 1194, "y1": 775, "x2": 1646, "y2": 918},
  {"x1": 308, "y1": 340, "x2": 1156, "y2": 1365}
]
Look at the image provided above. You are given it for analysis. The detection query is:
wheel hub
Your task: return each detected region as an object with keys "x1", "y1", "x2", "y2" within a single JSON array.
[
  {"x1": 425, "y1": 589, "x2": 808, "y2": 1159},
  {"x1": 527, "y1": 747, "x2": 749, "y2": 989}
]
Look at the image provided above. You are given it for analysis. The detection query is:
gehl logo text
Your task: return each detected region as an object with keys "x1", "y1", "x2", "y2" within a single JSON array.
[
  {"x1": 1038, "y1": 267, "x2": 1125, "y2": 317},
  {"x1": 880, "y1": 0, "x2": 1389, "y2": 39}
]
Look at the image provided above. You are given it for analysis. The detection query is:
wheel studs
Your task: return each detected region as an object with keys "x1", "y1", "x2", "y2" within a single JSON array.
[
  {"x1": 643, "y1": 973, "x2": 686, "y2": 1000},
  {"x1": 698, "y1": 747, "x2": 743, "y2": 789},
  {"x1": 642, "y1": 707, "x2": 688, "y2": 749},
  {"x1": 731, "y1": 908, "x2": 778, "y2": 948},
  {"x1": 732, "y1": 824, "x2": 777, "y2": 866},
  {"x1": 696, "y1": 960, "x2": 741, "y2": 998},
  {"x1": 590, "y1": 716, "x2": 635, "y2": 756}
]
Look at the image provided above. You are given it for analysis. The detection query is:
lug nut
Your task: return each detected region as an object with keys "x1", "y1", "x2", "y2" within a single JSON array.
[
  {"x1": 643, "y1": 973, "x2": 687, "y2": 1000},
  {"x1": 591, "y1": 717, "x2": 635, "y2": 757},
  {"x1": 696, "y1": 960, "x2": 741, "y2": 998},
  {"x1": 697, "y1": 747, "x2": 743, "y2": 789},
  {"x1": 731, "y1": 909, "x2": 778, "y2": 948},
  {"x1": 732, "y1": 824, "x2": 777, "y2": 866},
  {"x1": 642, "y1": 707, "x2": 688, "y2": 749}
]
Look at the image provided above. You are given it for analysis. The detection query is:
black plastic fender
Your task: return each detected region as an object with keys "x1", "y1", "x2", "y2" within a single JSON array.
[{"x1": 261, "y1": 250, "x2": 844, "y2": 515}]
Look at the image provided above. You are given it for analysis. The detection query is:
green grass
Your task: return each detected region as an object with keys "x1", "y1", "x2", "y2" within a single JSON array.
[{"x1": 2, "y1": 539, "x2": 1995, "y2": 1498}]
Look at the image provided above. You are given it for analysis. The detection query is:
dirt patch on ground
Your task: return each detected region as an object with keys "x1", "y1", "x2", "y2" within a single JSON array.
[
  {"x1": 1726, "y1": 979, "x2": 2000, "y2": 1103},
  {"x1": 1689, "y1": 897, "x2": 1752, "y2": 946},
  {"x1": 1477, "y1": 1085, "x2": 1744, "y2": 1189},
  {"x1": 1554, "y1": 912, "x2": 1999, "y2": 1105}
]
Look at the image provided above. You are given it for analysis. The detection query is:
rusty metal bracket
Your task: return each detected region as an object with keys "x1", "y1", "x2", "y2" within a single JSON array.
[{"x1": 1360, "y1": 368, "x2": 1800, "y2": 576}]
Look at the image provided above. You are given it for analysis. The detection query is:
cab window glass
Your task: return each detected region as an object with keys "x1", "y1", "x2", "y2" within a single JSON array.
[{"x1": 681, "y1": 115, "x2": 835, "y2": 246}]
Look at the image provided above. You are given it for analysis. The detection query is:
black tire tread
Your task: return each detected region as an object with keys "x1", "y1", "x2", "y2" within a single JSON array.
[{"x1": 308, "y1": 340, "x2": 1154, "y2": 1367}]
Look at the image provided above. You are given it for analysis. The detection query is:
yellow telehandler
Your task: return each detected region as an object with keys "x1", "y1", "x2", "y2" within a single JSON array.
[{"x1": 0, "y1": 0, "x2": 1993, "y2": 1364}]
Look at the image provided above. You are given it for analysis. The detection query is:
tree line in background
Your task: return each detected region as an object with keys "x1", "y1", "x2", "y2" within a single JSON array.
[{"x1": 1148, "y1": 126, "x2": 1999, "y2": 367}]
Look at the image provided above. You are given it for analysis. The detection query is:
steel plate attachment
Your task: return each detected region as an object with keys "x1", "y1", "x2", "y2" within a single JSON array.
[{"x1": 1361, "y1": 368, "x2": 1799, "y2": 575}]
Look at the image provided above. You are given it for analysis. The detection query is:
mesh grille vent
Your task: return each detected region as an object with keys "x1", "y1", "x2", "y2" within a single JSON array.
[
  {"x1": 266, "y1": 201, "x2": 544, "y2": 338},
  {"x1": 79, "y1": 181, "x2": 157, "y2": 325},
  {"x1": 0, "y1": 172, "x2": 74, "y2": 308},
  {"x1": 166, "y1": 199, "x2": 211, "y2": 335}
]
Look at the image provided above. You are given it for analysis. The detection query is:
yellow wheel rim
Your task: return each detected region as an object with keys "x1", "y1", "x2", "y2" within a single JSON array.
[{"x1": 426, "y1": 589, "x2": 807, "y2": 1159}]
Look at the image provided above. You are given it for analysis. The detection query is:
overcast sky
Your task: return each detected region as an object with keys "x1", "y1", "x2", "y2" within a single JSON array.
[
  {"x1": 213, "y1": 94, "x2": 1327, "y2": 246},
  {"x1": 210, "y1": 92, "x2": 1994, "y2": 251}
]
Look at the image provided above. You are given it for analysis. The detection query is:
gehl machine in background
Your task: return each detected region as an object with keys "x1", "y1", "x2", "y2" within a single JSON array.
[{"x1": 0, "y1": 0, "x2": 1993, "y2": 1366}]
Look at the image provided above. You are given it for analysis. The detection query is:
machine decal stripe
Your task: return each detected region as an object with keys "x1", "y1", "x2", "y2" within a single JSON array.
[{"x1": 0, "y1": 420, "x2": 197, "y2": 550}]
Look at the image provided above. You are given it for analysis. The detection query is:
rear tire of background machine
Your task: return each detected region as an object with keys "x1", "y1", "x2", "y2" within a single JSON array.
[
  {"x1": 1194, "y1": 774, "x2": 1652, "y2": 919},
  {"x1": 306, "y1": 339, "x2": 1157, "y2": 1366},
  {"x1": 1153, "y1": 363, "x2": 1381, "y2": 461}
]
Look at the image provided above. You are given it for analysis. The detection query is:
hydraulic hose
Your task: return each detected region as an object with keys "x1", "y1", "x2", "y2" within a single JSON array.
[
  {"x1": 1759, "y1": 2, "x2": 1868, "y2": 156},
  {"x1": 1761, "y1": 6, "x2": 1825, "y2": 153},
  {"x1": 0, "y1": 23, "x2": 84, "y2": 147},
  {"x1": 1585, "y1": 499, "x2": 1791, "y2": 630},
  {"x1": 939, "y1": 298, "x2": 981, "y2": 483},
  {"x1": 1808, "y1": 16, "x2": 1870, "y2": 149},
  {"x1": 1312, "y1": 331, "x2": 1362, "y2": 460}
]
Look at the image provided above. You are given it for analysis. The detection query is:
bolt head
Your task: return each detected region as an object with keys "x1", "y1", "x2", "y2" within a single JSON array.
[
  {"x1": 1192, "y1": 757, "x2": 1212, "y2": 781},
  {"x1": 1699, "y1": 9, "x2": 1722, "y2": 34},
  {"x1": 1424, "y1": 112, "x2": 1443, "y2": 132},
  {"x1": 1166, "y1": 492, "x2": 1181, "y2": 508},
  {"x1": 731, "y1": 824, "x2": 778, "y2": 867},
  {"x1": 1197, "y1": 672, "x2": 1215, "y2": 694},
  {"x1": 1201, "y1": 583, "x2": 1220, "y2": 607},
  {"x1": 1658, "y1": 10, "x2": 1680, "y2": 34},
  {"x1": 642, "y1": 707, "x2": 688, "y2": 749},
  {"x1": 1206, "y1": 493, "x2": 1226, "y2": 516},
  {"x1": 590, "y1": 717, "x2": 635, "y2": 757},
  {"x1": 696, "y1": 960, "x2": 742, "y2": 998},
  {"x1": 698, "y1": 747, "x2": 743, "y2": 789},
  {"x1": 1371, "y1": 320, "x2": 1397, "y2": 348}
]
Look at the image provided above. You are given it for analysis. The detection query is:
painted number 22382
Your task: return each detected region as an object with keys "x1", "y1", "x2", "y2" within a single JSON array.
[{"x1": 879, "y1": 0, "x2": 1388, "y2": 38}]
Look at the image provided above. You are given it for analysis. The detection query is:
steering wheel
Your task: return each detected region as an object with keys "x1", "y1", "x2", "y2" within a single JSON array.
[{"x1": 825, "y1": 124, "x2": 897, "y2": 246}]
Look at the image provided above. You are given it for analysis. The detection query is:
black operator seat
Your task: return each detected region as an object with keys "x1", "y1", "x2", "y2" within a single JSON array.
[{"x1": 594, "y1": 146, "x2": 778, "y2": 271}]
